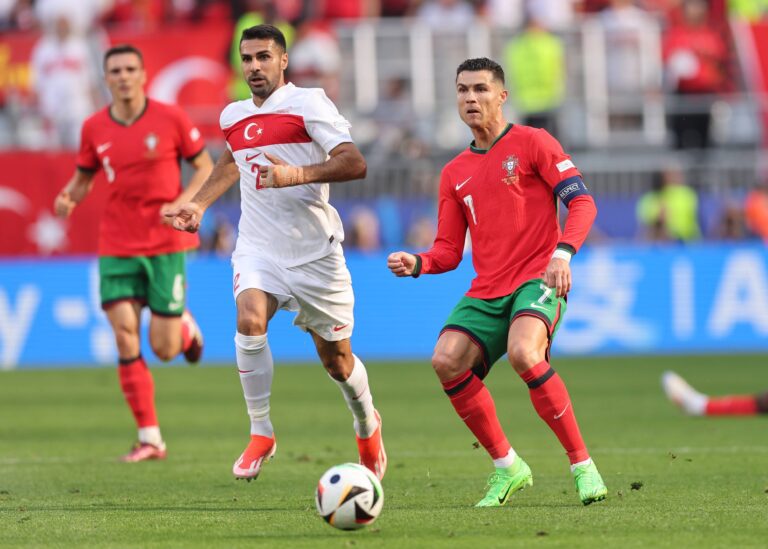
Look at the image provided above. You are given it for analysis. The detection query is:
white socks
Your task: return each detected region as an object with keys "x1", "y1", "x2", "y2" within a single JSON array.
[
  {"x1": 235, "y1": 332, "x2": 274, "y2": 437},
  {"x1": 493, "y1": 448, "x2": 518, "y2": 469},
  {"x1": 138, "y1": 426, "x2": 163, "y2": 447},
  {"x1": 331, "y1": 354, "x2": 378, "y2": 438}
]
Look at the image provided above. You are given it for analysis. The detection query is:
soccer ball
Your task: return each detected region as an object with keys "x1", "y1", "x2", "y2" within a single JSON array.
[{"x1": 315, "y1": 463, "x2": 384, "y2": 530}]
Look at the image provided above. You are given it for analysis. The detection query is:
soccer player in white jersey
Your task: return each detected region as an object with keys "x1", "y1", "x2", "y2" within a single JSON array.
[{"x1": 166, "y1": 24, "x2": 386, "y2": 481}]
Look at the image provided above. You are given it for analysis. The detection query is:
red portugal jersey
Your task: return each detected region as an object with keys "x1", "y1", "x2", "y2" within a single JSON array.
[
  {"x1": 419, "y1": 124, "x2": 595, "y2": 299},
  {"x1": 76, "y1": 99, "x2": 205, "y2": 256}
]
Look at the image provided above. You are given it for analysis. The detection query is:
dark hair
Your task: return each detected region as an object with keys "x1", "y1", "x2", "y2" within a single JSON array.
[
  {"x1": 103, "y1": 44, "x2": 144, "y2": 69},
  {"x1": 240, "y1": 24, "x2": 287, "y2": 52},
  {"x1": 456, "y1": 57, "x2": 505, "y2": 85}
]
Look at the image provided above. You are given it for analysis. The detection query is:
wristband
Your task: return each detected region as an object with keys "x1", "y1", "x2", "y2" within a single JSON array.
[
  {"x1": 412, "y1": 255, "x2": 422, "y2": 278},
  {"x1": 551, "y1": 248, "x2": 572, "y2": 263}
]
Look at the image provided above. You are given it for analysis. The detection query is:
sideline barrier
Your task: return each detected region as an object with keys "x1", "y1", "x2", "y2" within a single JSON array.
[{"x1": 1, "y1": 243, "x2": 768, "y2": 369}]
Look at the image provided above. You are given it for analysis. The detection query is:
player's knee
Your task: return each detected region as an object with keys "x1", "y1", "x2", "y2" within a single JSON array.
[
  {"x1": 431, "y1": 350, "x2": 463, "y2": 380},
  {"x1": 151, "y1": 342, "x2": 175, "y2": 362},
  {"x1": 507, "y1": 340, "x2": 541, "y2": 373},
  {"x1": 236, "y1": 313, "x2": 267, "y2": 336},
  {"x1": 113, "y1": 325, "x2": 139, "y2": 355}
]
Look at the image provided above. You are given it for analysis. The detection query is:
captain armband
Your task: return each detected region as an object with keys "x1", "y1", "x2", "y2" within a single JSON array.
[{"x1": 554, "y1": 176, "x2": 590, "y2": 207}]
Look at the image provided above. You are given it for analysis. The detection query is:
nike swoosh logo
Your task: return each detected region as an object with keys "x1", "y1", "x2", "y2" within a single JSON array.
[
  {"x1": 455, "y1": 176, "x2": 471, "y2": 191},
  {"x1": 245, "y1": 152, "x2": 262, "y2": 162},
  {"x1": 96, "y1": 142, "x2": 112, "y2": 154},
  {"x1": 553, "y1": 402, "x2": 570, "y2": 420},
  {"x1": 529, "y1": 302, "x2": 547, "y2": 310},
  {"x1": 332, "y1": 324, "x2": 349, "y2": 332},
  {"x1": 498, "y1": 483, "x2": 514, "y2": 504}
]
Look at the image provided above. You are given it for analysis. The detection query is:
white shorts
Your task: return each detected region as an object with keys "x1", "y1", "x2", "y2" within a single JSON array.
[{"x1": 231, "y1": 247, "x2": 354, "y2": 341}]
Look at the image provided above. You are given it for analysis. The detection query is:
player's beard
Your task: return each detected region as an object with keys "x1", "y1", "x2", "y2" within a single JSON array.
[{"x1": 249, "y1": 77, "x2": 276, "y2": 99}]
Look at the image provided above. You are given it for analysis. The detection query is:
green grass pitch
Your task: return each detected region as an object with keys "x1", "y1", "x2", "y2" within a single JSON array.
[{"x1": 1, "y1": 355, "x2": 767, "y2": 548}]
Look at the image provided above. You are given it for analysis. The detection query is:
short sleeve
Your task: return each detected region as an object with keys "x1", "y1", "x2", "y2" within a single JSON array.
[
  {"x1": 173, "y1": 106, "x2": 206, "y2": 160},
  {"x1": 303, "y1": 89, "x2": 353, "y2": 154},
  {"x1": 531, "y1": 129, "x2": 581, "y2": 189},
  {"x1": 75, "y1": 120, "x2": 99, "y2": 172}
]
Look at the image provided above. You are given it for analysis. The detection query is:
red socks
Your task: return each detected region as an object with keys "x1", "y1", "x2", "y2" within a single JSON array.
[
  {"x1": 706, "y1": 396, "x2": 759, "y2": 415},
  {"x1": 442, "y1": 371, "x2": 510, "y2": 459},
  {"x1": 118, "y1": 355, "x2": 158, "y2": 428},
  {"x1": 520, "y1": 361, "x2": 589, "y2": 464}
]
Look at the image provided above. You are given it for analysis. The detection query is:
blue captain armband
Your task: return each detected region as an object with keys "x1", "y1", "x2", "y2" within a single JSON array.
[{"x1": 554, "y1": 176, "x2": 590, "y2": 207}]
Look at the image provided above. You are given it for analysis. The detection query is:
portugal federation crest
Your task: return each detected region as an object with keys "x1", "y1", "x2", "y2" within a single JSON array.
[
  {"x1": 144, "y1": 133, "x2": 159, "y2": 152},
  {"x1": 502, "y1": 155, "x2": 519, "y2": 186}
]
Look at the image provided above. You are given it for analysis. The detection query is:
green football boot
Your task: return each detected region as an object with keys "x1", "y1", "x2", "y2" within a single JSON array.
[
  {"x1": 573, "y1": 460, "x2": 607, "y2": 505},
  {"x1": 474, "y1": 456, "x2": 533, "y2": 507}
]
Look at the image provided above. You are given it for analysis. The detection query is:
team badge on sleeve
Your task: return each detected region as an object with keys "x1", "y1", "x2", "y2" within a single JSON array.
[{"x1": 502, "y1": 155, "x2": 519, "y2": 186}]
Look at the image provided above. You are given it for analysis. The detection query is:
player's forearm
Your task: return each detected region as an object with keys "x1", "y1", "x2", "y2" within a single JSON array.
[
  {"x1": 559, "y1": 195, "x2": 597, "y2": 253},
  {"x1": 190, "y1": 150, "x2": 239, "y2": 209},
  {"x1": 300, "y1": 146, "x2": 366, "y2": 184},
  {"x1": 65, "y1": 170, "x2": 95, "y2": 203}
]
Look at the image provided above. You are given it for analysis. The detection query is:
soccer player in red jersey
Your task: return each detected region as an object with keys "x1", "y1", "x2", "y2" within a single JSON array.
[
  {"x1": 388, "y1": 58, "x2": 607, "y2": 507},
  {"x1": 53, "y1": 45, "x2": 213, "y2": 462},
  {"x1": 662, "y1": 371, "x2": 768, "y2": 416}
]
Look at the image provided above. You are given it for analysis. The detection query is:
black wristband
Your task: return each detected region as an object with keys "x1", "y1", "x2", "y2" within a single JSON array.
[{"x1": 412, "y1": 255, "x2": 422, "y2": 278}]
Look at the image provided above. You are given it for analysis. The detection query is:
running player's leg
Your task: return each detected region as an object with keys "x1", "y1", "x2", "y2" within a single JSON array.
[
  {"x1": 146, "y1": 252, "x2": 202, "y2": 363},
  {"x1": 289, "y1": 249, "x2": 384, "y2": 478},
  {"x1": 507, "y1": 282, "x2": 606, "y2": 505},
  {"x1": 662, "y1": 371, "x2": 768, "y2": 415},
  {"x1": 106, "y1": 300, "x2": 166, "y2": 461},
  {"x1": 433, "y1": 329, "x2": 531, "y2": 507},
  {"x1": 310, "y1": 333, "x2": 386, "y2": 479},
  {"x1": 100, "y1": 256, "x2": 166, "y2": 462},
  {"x1": 232, "y1": 288, "x2": 279, "y2": 480}
]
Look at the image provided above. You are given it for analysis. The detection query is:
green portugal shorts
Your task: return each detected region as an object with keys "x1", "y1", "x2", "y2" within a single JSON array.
[
  {"x1": 442, "y1": 278, "x2": 567, "y2": 379},
  {"x1": 99, "y1": 252, "x2": 187, "y2": 316}
]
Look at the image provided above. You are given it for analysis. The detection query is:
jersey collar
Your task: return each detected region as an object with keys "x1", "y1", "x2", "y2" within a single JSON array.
[
  {"x1": 469, "y1": 123, "x2": 513, "y2": 154},
  {"x1": 109, "y1": 98, "x2": 149, "y2": 127}
]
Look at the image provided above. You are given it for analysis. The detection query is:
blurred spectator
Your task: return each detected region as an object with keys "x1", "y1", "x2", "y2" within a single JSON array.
[
  {"x1": 200, "y1": 213, "x2": 237, "y2": 256},
  {"x1": 744, "y1": 181, "x2": 768, "y2": 242},
  {"x1": 288, "y1": 19, "x2": 341, "y2": 101},
  {"x1": 30, "y1": 13, "x2": 101, "y2": 149},
  {"x1": 728, "y1": 0, "x2": 768, "y2": 22},
  {"x1": 636, "y1": 166, "x2": 701, "y2": 242},
  {"x1": 482, "y1": 0, "x2": 524, "y2": 28},
  {"x1": 523, "y1": 0, "x2": 576, "y2": 32},
  {"x1": 347, "y1": 206, "x2": 382, "y2": 252},
  {"x1": 228, "y1": 0, "x2": 295, "y2": 101},
  {"x1": 381, "y1": 0, "x2": 411, "y2": 17},
  {"x1": 313, "y1": 0, "x2": 380, "y2": 19},
  {"x1": 663, "y1": 0, "x2": 729, "y2": 149},
  {"x1": 367, "y1": 76, "x2": 430, "y2": 163},
  {"x1": 416, "y1": 0, "x2": 476, "y2": 31},
  {"x1": 503, "y1": 12, "x2": 565, "y2": 136},
  {"x1": 406, "y1": 216, "x2": 437, "y2": 249},
  {"x1": 599, "y1": 0, "x2": 657, "y2": 129},
  {"x1": 1, "y1": 0, "x2": 36, "y2": 31},
  {"x1": 35, "y1": 0, "x2": 106, "y2": 35},
  {"x1": 714, "y1": 201, "x2": 746, "y2": 240}
]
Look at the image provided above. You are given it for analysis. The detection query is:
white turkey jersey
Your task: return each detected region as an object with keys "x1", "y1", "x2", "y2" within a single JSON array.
[{"x1": 221, "y1": 83, "x2": 353, "y2": 267}]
